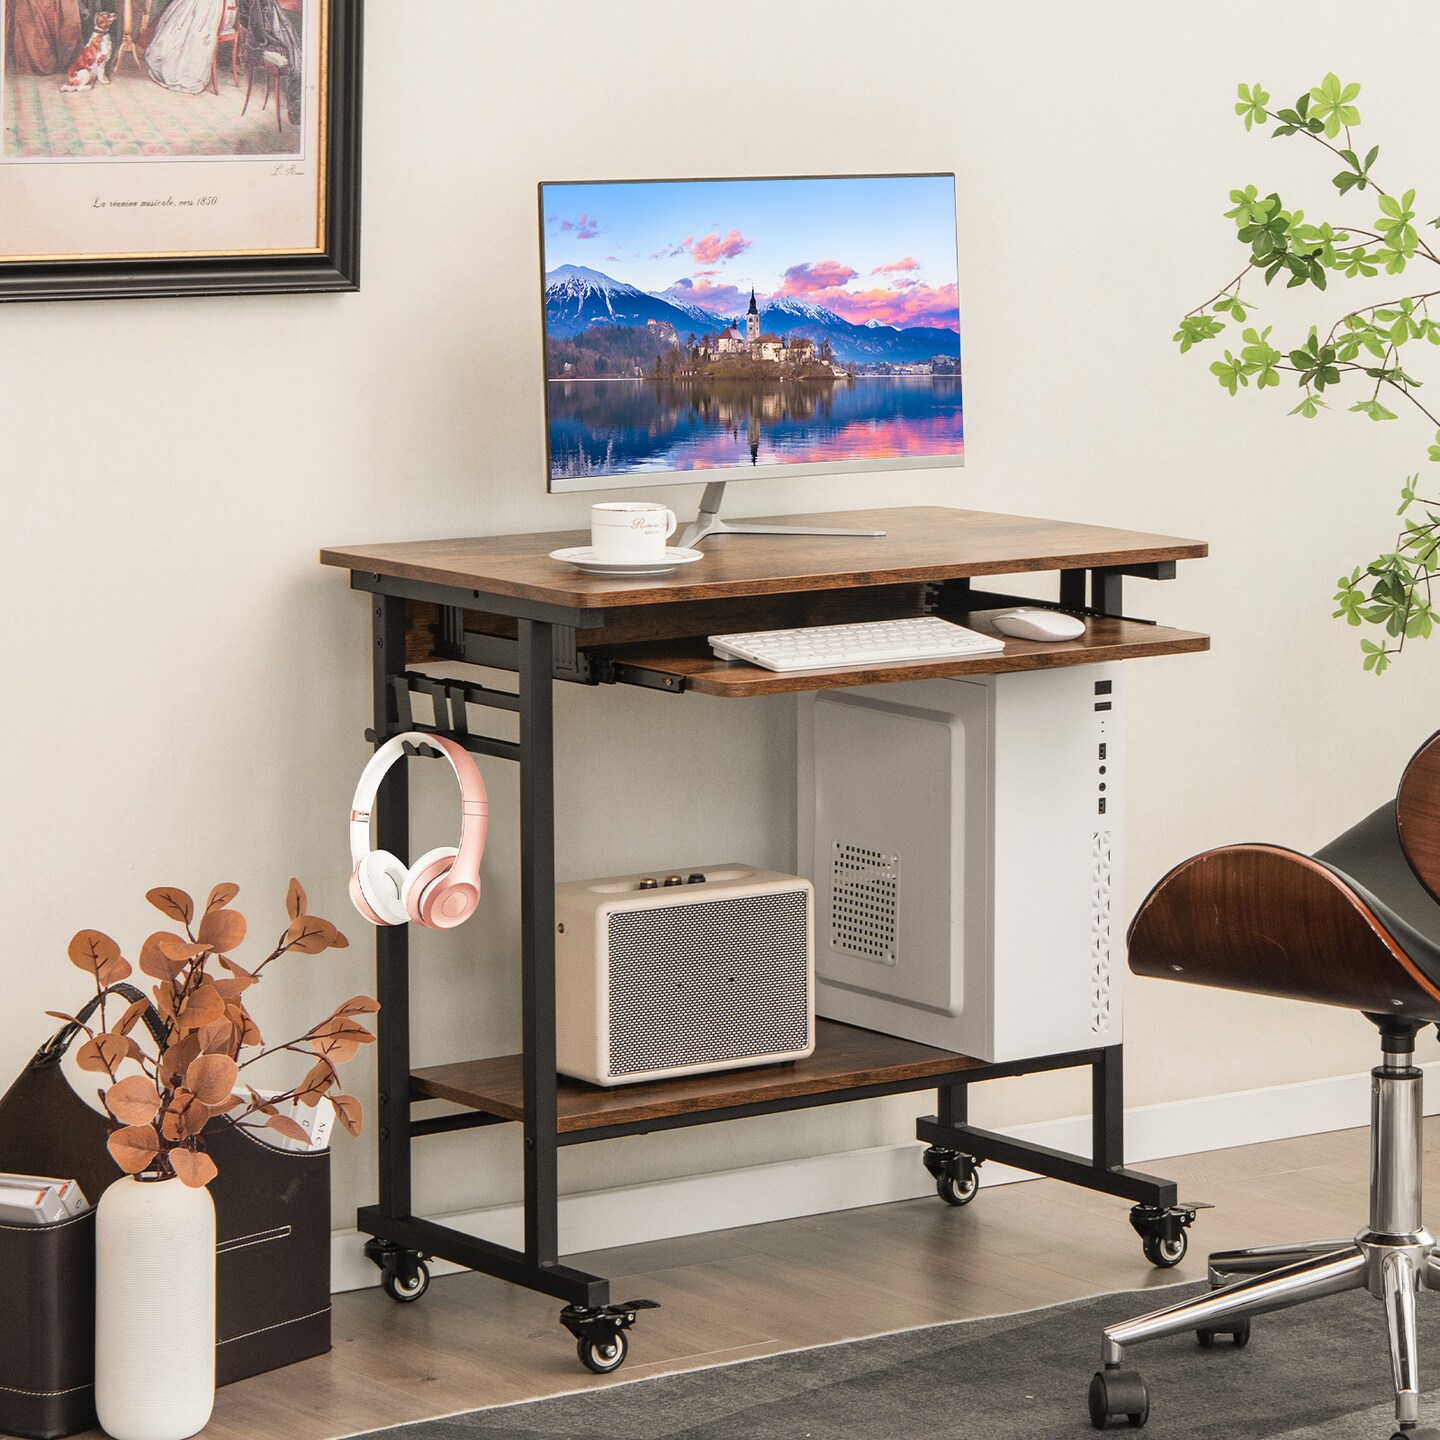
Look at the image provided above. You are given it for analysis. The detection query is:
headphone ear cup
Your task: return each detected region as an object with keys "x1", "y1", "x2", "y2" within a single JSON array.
[
  {"x1": 402, "y1": 846, "x2": 460, "y2": 926},
  {"x1": 354, "y1": 850, "x2": 410, "y2": 926}
]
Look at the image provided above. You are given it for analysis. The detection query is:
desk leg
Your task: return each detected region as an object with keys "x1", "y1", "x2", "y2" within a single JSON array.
[
  {"x1": 919, "y1": 1055, "x2": 1174, "y2": 1204},
  {"x1": 519, "y1": 619, "x2": 564, "y2": 1275},
  {"x1": 356, "y1": 599, "x2": 612, "y2": 1322},
  {"x1": 374, "y1": 595, "x2": 413, "y2": 1220},
  {"x1": 938, "y1": 1082, "x2": 967, "y2": 1129},
  {"x1": 1092, "y1": 1044, "x2": 1124, "y2": 1172}
]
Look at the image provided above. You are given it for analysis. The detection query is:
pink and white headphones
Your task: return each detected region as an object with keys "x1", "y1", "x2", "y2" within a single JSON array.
[{"x1": 348, "y1": 733, "x2": 489, "y2": 930}]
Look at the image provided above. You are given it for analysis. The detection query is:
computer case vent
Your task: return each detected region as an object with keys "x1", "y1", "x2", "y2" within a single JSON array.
[
  {"x1": 1090, "y1": 829, "x2": 1114, "y2": 1034},
  {"x1": 830, "y1": 841, "x2": 899, "y2": 966}
]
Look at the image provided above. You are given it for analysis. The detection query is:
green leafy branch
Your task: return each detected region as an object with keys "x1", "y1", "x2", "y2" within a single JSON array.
[
  {"x1": 1178, "y1": 75, "x2": 1440, "y2": 669},
  {"x1": 1333, "y1": 476, "x2": 1440, "y2": 673}
]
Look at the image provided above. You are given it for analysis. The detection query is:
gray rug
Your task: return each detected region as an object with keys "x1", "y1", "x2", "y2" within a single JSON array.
[{"x1": 350, "y1": 1282, "x2": 1439, "y2": 1439}]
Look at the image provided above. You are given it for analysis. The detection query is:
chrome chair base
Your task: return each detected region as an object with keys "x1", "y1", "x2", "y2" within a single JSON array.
[{"x1": 1090, "y1": 1036, "x2": 1437, "y2": 1435}]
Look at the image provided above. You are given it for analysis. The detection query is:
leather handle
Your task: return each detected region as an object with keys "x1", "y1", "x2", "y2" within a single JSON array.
[{"x1": 35, "y1": 982, "x2": 168, "y2": 1065}]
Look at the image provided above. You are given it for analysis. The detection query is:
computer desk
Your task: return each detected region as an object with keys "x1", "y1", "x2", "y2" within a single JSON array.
[{"x1": 321, "y1": 505, "x2": 1209, "y2": 1369}]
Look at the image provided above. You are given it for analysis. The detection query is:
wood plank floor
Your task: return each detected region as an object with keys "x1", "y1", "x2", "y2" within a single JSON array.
[{"x1": 58, "y1": 1121, "x2": 1429, "y2": 1440}]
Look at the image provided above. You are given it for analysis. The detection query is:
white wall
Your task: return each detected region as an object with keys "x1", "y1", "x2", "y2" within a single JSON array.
[{"x1": 5, "y1": 0, "x2": 1440, "y2": 1232}]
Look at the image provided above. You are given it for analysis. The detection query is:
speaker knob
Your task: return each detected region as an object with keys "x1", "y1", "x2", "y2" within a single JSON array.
[
  {"x1": 638, "y1": 878, "x2": 659, "y2": 890},
  {"x1": 687, "y1": 873, "x2": 706, "y2": 884},
  {"x1": 663, "y1": 875, "x2": 683, "y2": 887}
]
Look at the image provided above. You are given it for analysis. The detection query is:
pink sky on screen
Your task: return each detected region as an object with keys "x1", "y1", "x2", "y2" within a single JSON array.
[
  {"x1": 776, "y1": 260, "x2": 860, "y2": 294},
  {"x1": 666, "y1": 263, "x2": 957, "y2": 328},
  {"x1": 773, "y1": 260, "x2": 958, "y2": 327},
  {"x1": 547, "y1": 176, "x2": 960, "y2": 332},
  {"x1": 690, "y1": 229, "x2": 752, "y2": 264},
  {"x1": 826, "y1": 279, "x2": 960, "y2": 328},
  {"x1": 667, "y1": 276, "x2": 750, "y2": 312}
]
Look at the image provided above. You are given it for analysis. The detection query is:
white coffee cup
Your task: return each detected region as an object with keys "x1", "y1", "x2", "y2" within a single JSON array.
[{"x1": 590, "y1": 502, "x2": 678, "y2": 564}]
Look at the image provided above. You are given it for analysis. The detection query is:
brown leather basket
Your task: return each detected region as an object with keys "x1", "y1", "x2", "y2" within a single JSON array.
[{"x1": 0, "y1": 988, "x2": 332, "y2": 1439}]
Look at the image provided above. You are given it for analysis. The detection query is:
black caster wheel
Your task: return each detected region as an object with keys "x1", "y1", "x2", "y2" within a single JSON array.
[
  {"x1": 1088, "y1": 1367, "x2": 1149, "y2": 1429},
  {"x1": 1196, "y1": 1317, "x2": 1250, "y2": 1349},
  {"x1": 1129, "y1": 1202, "x2": 1205, "y2": 1269},
  {"x1": 1141, "y1": 1229, "x2": 1187, "y2": 1269},
  {"x1": 577, "y1": 1330, "x2": 629, "y2": 1374},
  {"x1": 923, "y1": 1146, "x2": 982, "y2": 1207},
  {"x1": 1389, "y1": 1431, "x2": 1440, "y2": 1439},
  {"x1": 937, "y1": 1161, "x2": 980, "y2": 1207},
  {"x1": 382, "y1": 1260, "x2": 430, "y2": 1303},
  {"x1": 560, "y1": 1298, "x2": 657, "y2": 1375}
]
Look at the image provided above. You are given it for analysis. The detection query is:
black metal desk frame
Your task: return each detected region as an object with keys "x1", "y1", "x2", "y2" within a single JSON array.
[{"x1": 343, "y1": 557, "x2": 1195, "y2": 1364}]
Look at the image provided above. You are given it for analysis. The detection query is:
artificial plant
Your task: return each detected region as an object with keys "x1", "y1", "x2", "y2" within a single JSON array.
[
  {"x1": 1176, "y1": 73, "x2": 1440, "y2": 673},
  {"x1": 52, "y1": 879, "x2": 376, "y2": 1187}
]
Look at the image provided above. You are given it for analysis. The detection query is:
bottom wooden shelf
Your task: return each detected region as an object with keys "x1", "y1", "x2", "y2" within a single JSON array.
[{"x1": 410, "y1": 1019, "x2": 989, "y2": 1135}]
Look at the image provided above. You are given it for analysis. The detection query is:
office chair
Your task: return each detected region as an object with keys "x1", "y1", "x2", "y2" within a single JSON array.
[{"x1": 1089, "y1": 730, "x2": 1440, "y2": 1438}]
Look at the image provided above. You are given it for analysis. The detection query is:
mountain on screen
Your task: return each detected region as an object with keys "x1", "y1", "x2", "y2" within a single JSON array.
[{"x1": 544, "y1": 265, "x2": 959, "y2": 366}]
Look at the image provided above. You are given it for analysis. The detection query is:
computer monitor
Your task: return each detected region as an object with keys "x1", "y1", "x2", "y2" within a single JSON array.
[{"x1": 538, "y1": 173, "x2": 962, "y2": 543}]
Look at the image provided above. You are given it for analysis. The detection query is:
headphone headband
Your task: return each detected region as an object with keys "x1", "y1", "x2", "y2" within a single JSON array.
[{"x1": 349, "y1": 733, "x2": 489, "y2": 868}]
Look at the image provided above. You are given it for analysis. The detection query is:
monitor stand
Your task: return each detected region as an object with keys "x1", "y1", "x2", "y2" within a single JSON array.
[{"x1": 679, "y1": 481, "x2": 888, "y2": 549}]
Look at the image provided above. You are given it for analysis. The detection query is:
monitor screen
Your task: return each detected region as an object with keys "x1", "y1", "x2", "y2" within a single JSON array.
[{"x1": 539, "y1": 174, "x2": 963, "y2": 493}]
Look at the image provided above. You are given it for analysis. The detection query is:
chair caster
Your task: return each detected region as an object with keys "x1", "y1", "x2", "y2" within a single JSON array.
[
  {"x1": 922, "y1": 1145, "x2": 981, "y2": 1206},
  {"x1": 1088, "y1": 1366, "x2": 1149, "y2": 1429},
  {"x1": 559, "y1": 1298, "x2": 660, "y2": 1375},
  {"x1": 1130, "y1": 1202, "x2": 1207, "y2": 1268},
  {"x1": 364, "y1": 1237, "x2": 431, "y2": 1303},
  {"x1": 1196, "y1": 1317, "x2": 1250, "y2": 1348},
  {"x1": 1390, "y1": 1430, "x2": 1440, "y2": 1439}
]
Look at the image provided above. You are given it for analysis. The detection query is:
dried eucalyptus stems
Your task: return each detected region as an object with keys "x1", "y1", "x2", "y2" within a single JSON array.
[{"x1": 52, "y1": 879, "x2": 377, "y2": 1186}]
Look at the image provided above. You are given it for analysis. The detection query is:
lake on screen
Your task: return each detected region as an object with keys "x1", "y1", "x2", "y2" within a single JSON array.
[{"x1": 546, "y1": 376, "x2": 963, "y2": 480}]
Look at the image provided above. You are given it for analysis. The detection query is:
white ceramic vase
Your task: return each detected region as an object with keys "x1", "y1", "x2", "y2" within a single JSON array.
[{"x1": 95, "y1": 1174, "x2": 215, "y2": 1440}]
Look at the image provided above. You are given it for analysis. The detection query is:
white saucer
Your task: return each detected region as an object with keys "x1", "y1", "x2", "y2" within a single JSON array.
[{"x1": 549, "y1": 546, "x2": 705, "y2": 576}]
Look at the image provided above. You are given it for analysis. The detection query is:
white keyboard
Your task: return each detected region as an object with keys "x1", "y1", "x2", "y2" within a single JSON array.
[{"x1": 709, "y1": 615, "x2": 1005, "y2": 673}]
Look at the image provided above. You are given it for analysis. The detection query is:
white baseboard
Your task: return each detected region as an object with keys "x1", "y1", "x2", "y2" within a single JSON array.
[{"x1": 331, "y1": 1059, "x2": 1440, "y2": 1293}]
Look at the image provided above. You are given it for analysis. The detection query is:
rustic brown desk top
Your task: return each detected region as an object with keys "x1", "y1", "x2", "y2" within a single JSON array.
[{"x1": 321, "y1": 506, "x2": 1207, "y2": 612}]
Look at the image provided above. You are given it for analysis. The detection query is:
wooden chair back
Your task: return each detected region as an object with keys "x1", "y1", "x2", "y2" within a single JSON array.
[
  {"x1": 1397, "y1": 730, "x2": 1440, "y2": 902},
  {"x1": 1127, "y1": 844, "x2": 1440, "y2": 1018}
]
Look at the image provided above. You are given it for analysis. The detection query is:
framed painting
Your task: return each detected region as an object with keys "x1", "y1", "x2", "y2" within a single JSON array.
[{"x1": 0, "y1": 0, "x2": 359, "y2": 301}]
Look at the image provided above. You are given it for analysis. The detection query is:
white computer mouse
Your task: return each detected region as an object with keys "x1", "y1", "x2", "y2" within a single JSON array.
[{"x1": 992, "y1": 609, "x2": 1086, "y2": 642}]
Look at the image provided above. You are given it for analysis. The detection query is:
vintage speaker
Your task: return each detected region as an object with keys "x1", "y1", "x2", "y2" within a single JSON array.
[{"x1": 554, "y1": 865, "x2": 815, "y2": 1087}]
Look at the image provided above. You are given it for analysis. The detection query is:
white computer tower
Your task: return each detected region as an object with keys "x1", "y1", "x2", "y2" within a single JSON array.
[{"x1": 797, "y1": 665, "x2": 1122, "y2": 1063}]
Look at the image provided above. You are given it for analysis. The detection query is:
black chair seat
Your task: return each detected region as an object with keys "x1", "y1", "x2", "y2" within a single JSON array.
[{"x1": 1314, "y1": 800, "x2": 1440, "y2": 991}]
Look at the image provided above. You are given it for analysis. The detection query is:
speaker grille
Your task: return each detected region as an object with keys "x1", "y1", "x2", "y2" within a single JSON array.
[{"x1": 606, "y1": 890, "x2": 811, "y2": 1077}]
